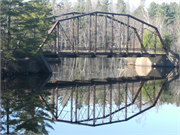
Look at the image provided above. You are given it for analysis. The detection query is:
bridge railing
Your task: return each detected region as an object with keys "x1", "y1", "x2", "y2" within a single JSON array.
[{"x1": 40, "y1": 11, "x2": 168, "y2": 55}]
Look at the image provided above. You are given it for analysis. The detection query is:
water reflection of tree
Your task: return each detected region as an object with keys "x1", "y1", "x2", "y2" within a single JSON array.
[
  {"x1": 1, "y1": 88, "x2": 55, "y2": 134},
  {"x1": 141, "y1": 80, "x2": 180, "y2": 107},
  {"x1": 50, "y1": 57, "x2": 126, "y2": 81}
]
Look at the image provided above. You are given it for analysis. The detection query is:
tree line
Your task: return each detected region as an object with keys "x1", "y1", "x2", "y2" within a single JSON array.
[{"x1": 51, "y1": 0, "x2": 180, "y2": 53}]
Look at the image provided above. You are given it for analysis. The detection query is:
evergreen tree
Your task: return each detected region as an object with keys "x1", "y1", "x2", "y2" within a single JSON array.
[
  {"x1": 13, "y1": 89, "x2": 54, "y2": 134},
  {"x1": 148, "y1": 2, "x2": 159, "y2": 17},
  {"x1": 0, "y1": 0, "x2": 24, "y2": 60},
  {"x1": 116, "y1": 0, "x2": 126, "y2": 14},
  {"x1": 96, "y1": 0, "x2": 101, "y2": 11},
  {"x1": 0, "y1": 0, "x2": 54, "y2": 60},
  {"x1": 100, "y1": 0, "x2": 109, "y2": 12}
]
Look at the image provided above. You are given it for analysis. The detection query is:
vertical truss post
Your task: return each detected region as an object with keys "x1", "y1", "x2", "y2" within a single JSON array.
[
  {"x1": 52, "y1": 89, "x2": 55, "y2": 106},
  {"x1": 118, "y1": 83, "x2": 120, "y2": 110},
  {"x1": 88, "y1": 86, "x2": 90, "y2": 120},
  {"x1": 104, "y1": 15, "x2": 107, "y2": 52},
  {"x1": 89, "y1": 15, "x2": 91, "y2": 52},
  {"x1": 154, "y1": 32, "x2": 156, "y2": 54},
  {"x1": 53, "y1": 27, "x2": 56, "y2": 53},
  {"x1": 76, "y1": 17, "x2": 79, "y2": 53},
  {"x1": 103, "y1": 85, "x2": 106, "y2": 117},
  {"x1": 125, "y1": 82, "x2": 127, "y2": 120},
  {"x1": 57, "y1": 23, "x2": 59, "y2": 54},
  {"x1": 110, "y1": 84, "x2": 112, "y2": 122},
  {"x1": 153, "y1": 78, "x2": 155, "y2": 101},
  {"x1": 132, "y1": 83, "x2": 134, "y2": 103},
  {"x1": 119, "y1": 22, "x2": 121, "y2": 52},
  {"x1": 111, "y1": 15, "x2": 114, "y2": 53},
  {"x1": 75, "y1": 85, "x2": 78, "y2": 122},
  {"x1": 140, "y1": 82, "x2": 142, "y2": 112},
  {"x1": 72, "y1": 14, "x2": 74, "y2": 52},
  {"x1": 141, "y1": 23, "x2": 144, "y2": 53},
  {"x1": 93, "y1": 84, "x2": 96, "y2": 125},
  {"x1": 56, "y1": 88, "x2": 58, "y2": 118},
  {"x1": 71, "y1": 87, "x2": 73, "y2": 122},
  {"x1": 133, "y1": 21, "x2": 135, "y2": 53},
  {"x1": 126, "y1": 16, "x2": 129, "y2": 54},
  {"x1": 94, "y1": 13, "x2": 97, "y2": 54}
]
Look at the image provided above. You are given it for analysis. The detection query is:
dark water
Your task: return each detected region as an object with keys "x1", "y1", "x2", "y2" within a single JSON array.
[{"x1": 1, "y1": 57, "x2": 180, "y2": 134}]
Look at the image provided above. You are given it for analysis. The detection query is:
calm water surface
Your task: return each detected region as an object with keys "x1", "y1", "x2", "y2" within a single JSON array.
[{"x1": 1, "y1": 57, "x2": 180, "y2": 134}]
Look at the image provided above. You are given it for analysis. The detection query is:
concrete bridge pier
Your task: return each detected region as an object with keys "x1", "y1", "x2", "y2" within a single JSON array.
[{"x1": 135, "y1": 55, "x2": 178, "y2": 77}]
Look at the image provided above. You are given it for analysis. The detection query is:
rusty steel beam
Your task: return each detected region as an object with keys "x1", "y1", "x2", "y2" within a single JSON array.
[
  {"x1": 76, "y1": 17, "x2": 79, "y2": 53},
  {"x1": 39, "y1": 95, "x2": 57, "y2": 121},
  {"x1": 111, "y1": 15, "x2": 114, "y2": 53},
  {"x1": 56, "y1": 88, "x2": 58, "y2": 118},
  {"x1": 119, "y1": 23, "x2": 121, "y2": 52},
  {"x1": 89, "y1": 15, "x2": 91, "y2": 52},
  {"x1": 54, "y1": 12, "x2": 157, "y2": 30},
  {"x1": 71, "y1": 87, "x2": 73, "y2": 121},
  {"x1": 126, "y1": 16, "x2": 129, "y2": 54},
  {"x1": 54, "y1": 12, "x2": 86, "y2": 18},
  {"x1": 153, "y1": 78, "x2": 155, "y2": 101},
  {"x1": 140, "y1": 84, "x2": 142, "y2": 111},
  {"x1": 141, "y1": 23, "x2": 144, "y2": 53},
  {"x1": 94, "y1": 13, "x2": 97, "y2": 54},
  {"x1": 154, "y1": 32, "x2": 156, "y2": 54},
  {"x1": 39, "y1": 20, "x2": 59, "y2": 51},
  {"x1": 133, "y1": 21, "x2": 135, "y2": 52},
  {"x1": 59, "y1": 22, "x2": 73, "y2": 48},
  {"x1": 52, "y1": 27, "x2": 56, "y2": 53},
  {"x1": 134, "y1": 29, "x2": 147, "y2": 53},
  {"x1": 155, "y1": 28, "x2": 168, "y2": 55},
  {"x1": 88, "y1": 86, "x2": 90, "y2": 120},
  {"x1": 75, "y1": 86, "x2": 78, "y2": 122},
  {"x1": 125, "y1": 82, "x2": 127, "y2": 119},
  {"x1": 104, "y1": 16, "x2": 107, "y2": 52},
  {"x1": 57, "y1": 23, "x2": 59, "y2": 53},
  {"x1": 144, "y1": 86, "x2": 153, "y2": 104},
  {"x1": 72, "y1": 14, "x2": 74, "y2": 52},
  {"x1": 118, "y1": 83, "x2": 120, "y2": 110},
  {"x1": 52, "y1": 89, "x2": 55, "y2": 105},
  {"x1": 106, "y1": 15, "x2": 135, "y2": 30},
  {"x1": 103, "y1": 85, "x2": 106, "y2": 117},
  {"x1": 153, "y1": 78, "x2": 168, "y2": 105},
  {"x1": 93, "y1": 84, "x2": 96, "y2": 125},
  {"x1": 132, "y1": 81, "x2": 144, "y2": 103},
  {"x1": 110, "y1": 84, "x2": 112, "y2": 122},
  {"x1": 132, "y1": 83, "x2": 134, "y2": 103}
]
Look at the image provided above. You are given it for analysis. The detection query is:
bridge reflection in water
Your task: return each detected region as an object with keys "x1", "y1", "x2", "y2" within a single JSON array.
[{"x1": 39, "y1": 68, "x2": 178, "y2": 127}]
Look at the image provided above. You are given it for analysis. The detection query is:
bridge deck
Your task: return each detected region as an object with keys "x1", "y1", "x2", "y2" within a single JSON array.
[
  {"x1": 44, "y1": 76, "x2": 166, "y2": 89},
  {"x1": 43, "y1": 52, "x2": 166, "y2": 58}
]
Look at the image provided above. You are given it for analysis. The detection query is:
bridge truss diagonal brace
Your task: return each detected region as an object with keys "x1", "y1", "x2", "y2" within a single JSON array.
[
  {"x1": 40, "y1": 11, "x2": 168, "y2": 55},
  {"x1": 58, "y1": 22, "x2": 73, "y2": 48},
  {"x1": 39, "y1": 20, "x2": 59, "y2": 51},
  {"x1": 101, "y1": 15, "x2": 147, "y2": 53},
  {"x1": 134, "y1": 29, "x2": 147, "y2": 53},
  {"x1": 77, "y1": 81, "x2": 146, "y2": 123},
  {"x1": 39, "y1": 95, "x2": 57, "y2": 121},
  {"x1": 155, "y1": 28, "x2": 169, "y2": 55}
]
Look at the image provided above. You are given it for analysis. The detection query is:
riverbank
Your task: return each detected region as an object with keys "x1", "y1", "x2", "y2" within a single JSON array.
[{"x1": 1, "y1": 52, "x2": 52, "y2": 79}]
